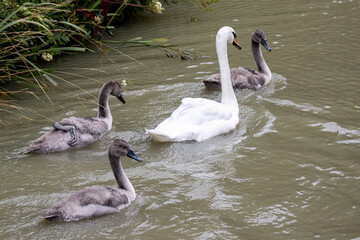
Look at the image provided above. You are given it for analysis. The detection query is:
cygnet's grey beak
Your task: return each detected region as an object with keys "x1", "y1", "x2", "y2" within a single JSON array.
[
  {"x1": 117, "y1": 95, "x2": 126, "y2": 104},
  {"x1": 261, "y1": 39, "x2": 271, "y2": 51},
  {"x1": 127, "y1": 149, "x2": 142, "y2": 162}
]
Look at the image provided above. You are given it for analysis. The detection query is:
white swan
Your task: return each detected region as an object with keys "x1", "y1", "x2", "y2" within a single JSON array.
[
  {"x1": 203, "y1": 29, "x2": 271, "y2": 90},
  {"x1": 146, "y1": 26, "x2": 242, "y2": 142},
  {"x1": 43, "y1": 139, "x2": 142, "y2": 221},
  {"x1": 22, "y1": 81, "x2": 125, "y2": 154}
]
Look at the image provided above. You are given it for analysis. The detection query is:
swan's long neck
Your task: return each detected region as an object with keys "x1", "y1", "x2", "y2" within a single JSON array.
[
  {"x1": 109, "y1": 155, "x2": 136, "y2": 200},
  {"x1": 217, "y1": 37, "x2": 237, "y2": 109},
  {"x1": 252, "y1": 41, "x2": 271, "y2": 78}
]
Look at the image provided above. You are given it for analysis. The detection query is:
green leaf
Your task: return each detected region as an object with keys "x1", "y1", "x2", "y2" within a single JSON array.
[
  {"x1": 42, "y1": 73, "x2": 58, "y2": 86},
  {"x1": 39, "y1": 47, "x2": 86, "y2": 54},
  {"x1": 59, "y1": 21, "x2": 90, "y2": 37}
]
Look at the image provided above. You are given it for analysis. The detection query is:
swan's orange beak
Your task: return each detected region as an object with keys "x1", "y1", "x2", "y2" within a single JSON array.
[{"x1": 232, "y1": 38, "x2": 242, "y2": 50}]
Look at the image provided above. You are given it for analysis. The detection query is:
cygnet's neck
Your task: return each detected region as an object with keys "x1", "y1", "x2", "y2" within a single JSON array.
[
  {"x1": 252, "y1": 41, "x2": 271, "y2": 79},
  {"x1": 109, "y1": 155, "x2": 136, "y2": 201},
  {"x1": 97, "y1": 83, "x2": 113, "y2": 129},
  {"x1": 217, "y1": 36, "x2": 237, "y2": 109}
]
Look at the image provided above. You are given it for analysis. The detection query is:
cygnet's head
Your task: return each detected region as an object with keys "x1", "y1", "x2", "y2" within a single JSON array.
[
  {"x1": 252, "y1": 29, "x2": 271, "y2": 52},
  {"x1": 109, "y1": 139, "x2": 142, "y2": 162},
  {"x1": 109, "y1": 81, "x2": 126, "y2": 104}
]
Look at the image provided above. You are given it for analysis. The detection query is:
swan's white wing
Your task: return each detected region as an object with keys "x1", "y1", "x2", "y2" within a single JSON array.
[
  {"x1": 147, "y1": 97, "x2": 237, "y2": 142},
  {"x1": 169, "y1": 97, "x2": 232, "y2": 124}
]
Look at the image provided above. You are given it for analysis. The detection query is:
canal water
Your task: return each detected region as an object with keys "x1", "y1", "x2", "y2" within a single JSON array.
[{"x1": 0, "y1": 0, "x2": 359, "y2": 239}]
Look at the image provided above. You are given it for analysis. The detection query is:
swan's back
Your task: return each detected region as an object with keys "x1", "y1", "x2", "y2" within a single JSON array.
[
  {"x1": 23, "y1": 129, "x2": 72, "y2": 154},
  {"x1": 22, "y1": 117, "x2": 108, "y2": 154},
  {"x1": 44, "y1": 186, "x2": 130, "y2": 221},
  {"x1": 205, "y1": 67, "x2": 266, "y2": 90}
]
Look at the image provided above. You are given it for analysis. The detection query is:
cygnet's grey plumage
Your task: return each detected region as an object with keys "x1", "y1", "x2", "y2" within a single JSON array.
[
  {"x1": 22, "y1": 81, "x2": 125, "y2": 154},
  {"x1": 204, "y1": 29, "x2": 272, "y2": 90},
  {"x1": 43, "y1": 139, "x2": 142, "y2": 221}
]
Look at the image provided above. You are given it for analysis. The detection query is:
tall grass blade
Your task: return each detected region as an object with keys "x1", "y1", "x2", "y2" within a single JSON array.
[
  {"x1": 59, "y1": 21, "x2": 90, "y2": 37},
  {"x1": 0, "y1": 20, "x2": 53, "y2": 37}
]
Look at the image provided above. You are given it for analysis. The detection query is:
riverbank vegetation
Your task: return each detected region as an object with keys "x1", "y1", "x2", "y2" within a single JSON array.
[{"x1": 0, "y1": 0, "x2": 218, "y2": 125}]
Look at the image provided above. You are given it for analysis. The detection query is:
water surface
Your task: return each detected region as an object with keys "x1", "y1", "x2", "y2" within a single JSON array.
[{"x1": 1, "y1": 0, "x2": 359, "y2": 239}]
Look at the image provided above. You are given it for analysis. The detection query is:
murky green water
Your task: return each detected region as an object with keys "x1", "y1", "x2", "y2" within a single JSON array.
[{"x1": 1, "y1": 0, "x2": 359, "y2": 239}]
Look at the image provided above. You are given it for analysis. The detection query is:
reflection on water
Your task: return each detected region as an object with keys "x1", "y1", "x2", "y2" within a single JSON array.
[{"x1": 1, "y1": 0, "x2": 360, "y2": 239}]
